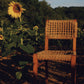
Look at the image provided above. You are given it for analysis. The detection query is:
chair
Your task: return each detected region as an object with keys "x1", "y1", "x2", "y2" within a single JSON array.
[{"x1": 33, "y1": 20, "x2": 77, "y2": 84}]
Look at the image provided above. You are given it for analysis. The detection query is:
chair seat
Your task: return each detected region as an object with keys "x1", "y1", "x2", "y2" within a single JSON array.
[{"x1": 37, "y1": 50, "x2": 73, "y2": 61}]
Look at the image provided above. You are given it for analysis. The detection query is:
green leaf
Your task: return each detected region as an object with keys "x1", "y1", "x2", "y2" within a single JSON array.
[
  {"x1": 19, "y1": 44, "x2": 34, "y2": 54},
  {"x1": 16, "y1": 72, "x2": 22, "y2": 80},
  {"x1": 20, "y1": 66, "x2": 25, "y2": 69},
  {"x1": 19, "y1": 61, "x2": 28, "y2": 66},
  {"x1": 4, "y1": 42, "x2": 16, "y2": 49}
]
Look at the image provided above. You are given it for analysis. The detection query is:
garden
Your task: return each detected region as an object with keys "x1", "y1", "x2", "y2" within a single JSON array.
[{"x1": 0, "y1": 0, "x2": 84, "y2": 84}]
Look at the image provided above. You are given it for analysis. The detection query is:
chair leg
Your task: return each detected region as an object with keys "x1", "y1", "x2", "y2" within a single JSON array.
[
  {"x1": 71, "y1": 55, "x2": 76, "y2": 84},
  {"x1": 33, "y1": 54, "x2": 38, "y2": 84},
  {"x1": 45, "y1": 60, "x2": 48, "y2": 84}
]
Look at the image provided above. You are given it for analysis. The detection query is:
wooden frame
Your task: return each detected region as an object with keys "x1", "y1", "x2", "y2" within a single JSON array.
[{"x1": 33, "y1": 20, "x2": 77, "y2": 84}]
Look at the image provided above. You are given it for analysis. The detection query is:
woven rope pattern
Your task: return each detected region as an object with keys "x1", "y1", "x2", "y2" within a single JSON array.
[
  {"x1": 36, "y1": 20, "x2": 77, "y2": 61},
  {"x1": 46, "y1": 20, "x2": 77, "y2": 39},
  {"x1": 37, "y1": 50, "x2": 73, "y2": 61}
]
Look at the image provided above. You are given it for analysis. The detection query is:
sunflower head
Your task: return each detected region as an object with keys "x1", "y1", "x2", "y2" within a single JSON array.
[
  {"x1": 33, "y1": 26, "x2": 39, "y2": 31},
  {"x1": 8, "y1": 1, "x2": 26, "y2": 18},
  {"x1": 0, "y1": 35, "x2": 4, "y2": 40}
]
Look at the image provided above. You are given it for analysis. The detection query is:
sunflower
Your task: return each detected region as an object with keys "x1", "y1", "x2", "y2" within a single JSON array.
[
  {"x1": 0, "y1": 28, "x2": 3, "y2": 31},
  {"x1": 33, "y1": 26, "x2": 39, "y2": 31},
  {"x1": 0, "y1": 35, "x2": 3, "y2": 40},
  {"x1": 8, "y1": 1, "x2": 25, "y2": 18}
]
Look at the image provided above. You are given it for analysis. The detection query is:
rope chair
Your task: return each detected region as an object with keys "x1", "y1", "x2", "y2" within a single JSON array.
[{"x1": 33, "y1": 20, "x2": 77, "y2": 84}]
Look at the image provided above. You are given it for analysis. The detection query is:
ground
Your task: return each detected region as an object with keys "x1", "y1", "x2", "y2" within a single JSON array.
[{"x1": 0, "y1": 51, "x2": 84, "y2": 84}]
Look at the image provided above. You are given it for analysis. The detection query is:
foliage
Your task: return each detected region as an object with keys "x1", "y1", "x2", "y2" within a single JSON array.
[
  {"x1": 0, "y1": 0, "x2": 44, "y2": 79},
  {"x1": 16, "y1": 71, "x2": 22, "y2": 80},
  {"x1": 1, "y1": 20, "x2": 42, "y2": 56},
  {"x1": 0, "y1": 0, "x2": 84, "y2": 80}
]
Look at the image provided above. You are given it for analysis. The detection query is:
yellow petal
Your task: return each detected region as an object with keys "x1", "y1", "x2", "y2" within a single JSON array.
[{"x1": 8, "y1": 1, "x2": 26, "y2": 18}]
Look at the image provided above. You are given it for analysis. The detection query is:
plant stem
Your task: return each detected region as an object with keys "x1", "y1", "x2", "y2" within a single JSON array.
[
  {"x1": 20, "y1": 16, "x2": 23, "y2": 45},
  {"x1": 20, "y1": 16, "x2": 22, "y2": 30}
]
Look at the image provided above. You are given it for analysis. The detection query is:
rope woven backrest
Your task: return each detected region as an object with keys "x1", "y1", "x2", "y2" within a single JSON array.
[{"x1": 45, "y1": 20, "x2": 77, "y2": 39}]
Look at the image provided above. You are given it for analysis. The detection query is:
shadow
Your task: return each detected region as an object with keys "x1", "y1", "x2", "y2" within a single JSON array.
[
  {"x1": 38, "y1": 61, "x2": 71, "y2": 84},
  {"x1": 0, "y1": 52, "x2": 33, "y2": 84},
  {"x1": 76, "y1": 55, "x2": 84, "y2": 84},
  {"x1": 0, "y1": 52, "x2": 84, "y2": 84}
]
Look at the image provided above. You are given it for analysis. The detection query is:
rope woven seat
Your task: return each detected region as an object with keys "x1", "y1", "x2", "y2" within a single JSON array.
[
  {"x1": 37, "y1": 50, "x2": 73, "y2": 61},
  {"x1": 33, "y1": 20, "x2": 77, "y2": 84}
]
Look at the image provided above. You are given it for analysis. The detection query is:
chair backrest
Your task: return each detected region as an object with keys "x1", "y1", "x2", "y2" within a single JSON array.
[
  {"x1": 45, "y1": 20, "x2": 77, "y2": 39},
  {"x1": 45, "y1": 20, "x2": 77, "y2": 52}
]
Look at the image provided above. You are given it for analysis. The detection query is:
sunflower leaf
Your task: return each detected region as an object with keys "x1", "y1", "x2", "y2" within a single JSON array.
[
  {"x1": 19, "y1": 61, "x2": 28, "y2": 66},
  {"x1": 19, "y1": 44, "x2": 34, "y2": 54},
  {"x1": 16, "y1": 72, "x2": 22, "y2": 80}
]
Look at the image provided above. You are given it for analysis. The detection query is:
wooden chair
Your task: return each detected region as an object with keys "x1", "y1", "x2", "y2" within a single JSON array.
[{"x1": 33, "y1": 20, "x2": 77, "y2": 84}]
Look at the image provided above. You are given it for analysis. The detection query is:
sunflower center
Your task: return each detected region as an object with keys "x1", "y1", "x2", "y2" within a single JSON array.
[{"x1": 13, "y1": 4, "x2": 21, "y2": 13}]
